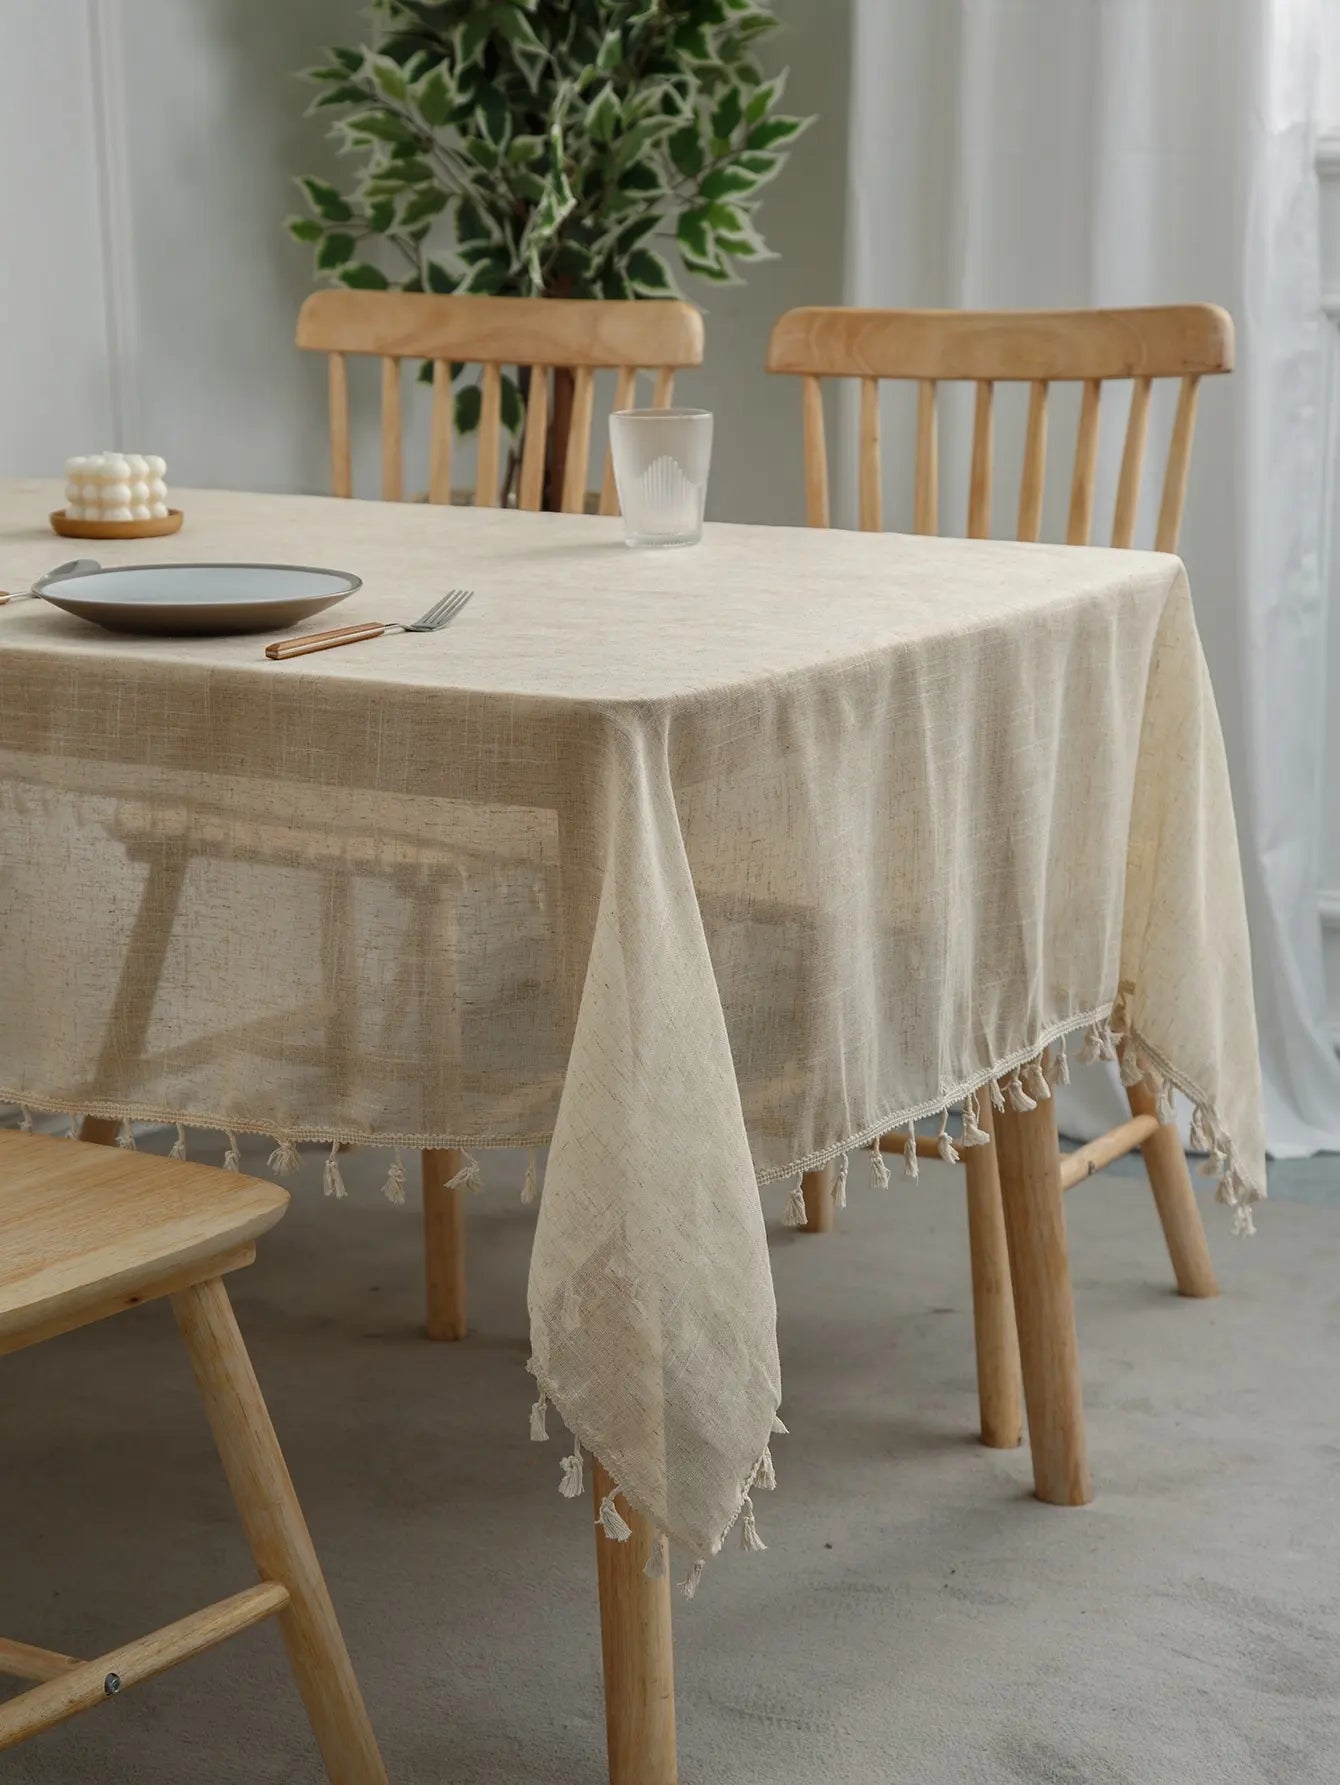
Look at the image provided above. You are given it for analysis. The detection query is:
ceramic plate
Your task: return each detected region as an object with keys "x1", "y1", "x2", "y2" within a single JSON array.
[{"x1": 34, "y1": 562, "x2": 362, "y2": 636}]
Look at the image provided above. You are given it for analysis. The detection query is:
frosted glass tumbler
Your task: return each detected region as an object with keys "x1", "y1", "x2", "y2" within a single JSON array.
[{"x1": 609, "y1": 408, "x2": 713, "y2": 548}]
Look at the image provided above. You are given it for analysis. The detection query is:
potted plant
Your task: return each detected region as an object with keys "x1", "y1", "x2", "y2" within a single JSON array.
[{"x1": 288, "y1": 0, "x2": 809, "y2": 505}]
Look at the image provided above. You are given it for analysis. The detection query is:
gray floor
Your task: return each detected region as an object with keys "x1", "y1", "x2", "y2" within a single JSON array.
[{"x1": 3, "y1": 1135, "x2": 1338, "y2": 1783}]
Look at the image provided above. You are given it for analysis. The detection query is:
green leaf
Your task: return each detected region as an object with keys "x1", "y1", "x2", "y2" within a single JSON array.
[
  {"x1": 366, "y1": 198, "x2": 396, "y2": 234},
  {"x1": 455, "y1": 384, "x2": 482, "y2": 436},
  {"x1": 286, "y1": 216, "x2": 323, "y2": 243},
  {"x1": 316, "y1": 230, "x2": 357, "y2": 270},
  {"x1": 500, "y1": 373, "x2": 525, "y2": 436},
  {"x1": 596, "y1": 25, "x2": 623, "y2": 72},
  {"x1": 476, "y1": 84, "x2": 510, "y2": 147},
  {"x1": 676, "y1": 208, "x2": 712, "y2": 260},
  {"x1": 745, "y1": 70, "x2": 788, "y2": 125},
  {"x1": 672, "y1": 24, "x2": 712, "y2": 60},
  {"x1": 586, "y1": 82, "x2": 620, "y2": 144},
  {"x1": 369, "y1": 55, "x2": 408, "y2": 104},
  {"x1": 415, "y1": 68, "x2": 453, "y2": 128},
  {"x1": 667, "y1": 125, "x2": 704, "y2": 178},
  {"x1": 745, "y1": 115, "x2": 807, "y2": 152},
  {"x1": 615, "y1": 212, "x2": 661, "y2": 254},
  {"x1": 339, "y1": 263, "x2": 391, "y2": 290},
  {"x1": 310, "y1": 82, "x2": 367, "y2": 111},
  {"x1": 627, "y1": 248, "x2": 676, "y2": 295},
  {"x1": 682, "y1": 250, "x2": 739, "y2": 285},
  {"x1": 700, "y1": 166, "x2": 757, "y2": 201},
  {"x1": 465, "y1": 135, "x2": 500, "y2": 171},
  {"x1": 710, "y1": 86, "x2": 743, "y2": 143},
  {"x1": 341, "y1": 109, "x2": 417, "y2": 146},
  {"x1": 400, "y1": 186, "x2": 448, "y2": 230},
  {"x1": 617, "y1": 159, "x2": 663, "y2": 195},
  {"x1": 297, "y1": 176, "x2": 353, "y2": 223},
  {"x1": 424, "y1": 258, "x2": 457, "y2": 293},
  {"x1": 456, "y1": 197, "x2": 493, "y2": 246}
]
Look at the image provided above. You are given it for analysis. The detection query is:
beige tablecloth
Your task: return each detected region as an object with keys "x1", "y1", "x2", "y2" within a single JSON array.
[{"x1": 0, "y1": 481, "x2": 1264, "y2": 1566}]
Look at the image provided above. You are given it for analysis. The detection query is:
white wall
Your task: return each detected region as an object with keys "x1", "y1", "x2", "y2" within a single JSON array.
[{"x1": 0, "y1": 0, "x2": 850, "y2": 523}]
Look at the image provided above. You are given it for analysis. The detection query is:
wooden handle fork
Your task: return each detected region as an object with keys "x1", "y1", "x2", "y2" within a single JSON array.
[{"x1": 265, "y1": 622, "x2": 390, "y2": 660}]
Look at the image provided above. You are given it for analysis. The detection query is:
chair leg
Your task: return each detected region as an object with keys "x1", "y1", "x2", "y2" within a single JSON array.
[
  {"x1": 1126, "y1": 1081, "x2": 1218, "y2": 1298},
  {"x1": 993, "y1": 1083, "x2": 1092, "y2": 1507},
  {"x1": 171, "y1": 1277, "x2": 388, "y2": 1785},
  {"x1": 800, "y1": 1161, "x2": 837, "y2": 1233},
  {"x1": 422, "y1": 1147, "x2": 468, "y2": 1340},
  {"x1": 591, "y1": 1460, "x2": 677, "y2": 1785},
  {"x1": 962, "y1": 1100, "x2": 1023, "y2": 1449}
]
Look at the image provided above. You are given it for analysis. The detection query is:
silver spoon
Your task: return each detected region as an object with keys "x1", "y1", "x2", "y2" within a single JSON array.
[{"x1": 0, "y1": 559, "x2": 100, "y2": 604}]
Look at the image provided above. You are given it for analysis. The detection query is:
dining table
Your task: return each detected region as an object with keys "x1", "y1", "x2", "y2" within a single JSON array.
[{"x1": 0, "y1": 477, "x2": 1265, "y2": 1784}]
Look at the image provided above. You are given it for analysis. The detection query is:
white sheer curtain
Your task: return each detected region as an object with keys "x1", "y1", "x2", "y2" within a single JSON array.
[{"x1": 845, "y1": 0, "x2": 1340, "y2": 1156}]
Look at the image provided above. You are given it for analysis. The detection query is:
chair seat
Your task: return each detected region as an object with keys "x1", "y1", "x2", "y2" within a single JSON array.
[{"x1": 0, "y1": 1131, "x2": 287, "y2": 1343}]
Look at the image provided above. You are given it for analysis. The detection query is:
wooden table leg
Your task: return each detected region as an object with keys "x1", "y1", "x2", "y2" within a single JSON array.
[
  {"x1": 801, "y1": 1161, "x2": 836, "y2": 1233},
  {"x1": 1126, "y1": 1080, "x2": 1218, "y2": 1299},
  {"x1": 422, "y1": 1148, "x2": 467, "y2": 1341},
  {"x1": 962, "y1": 1099, "x2": 1023, "y2": 1449},
  {"x1": 172, "y1": 1277, "x2": 389, "y2": 1785},
  {"x1": 993, "y1": 1080, "x2": 1092, "y2": 1506},
  {"x1": 591, "y1": 1460, "x2": 677, "y2": 1785}
]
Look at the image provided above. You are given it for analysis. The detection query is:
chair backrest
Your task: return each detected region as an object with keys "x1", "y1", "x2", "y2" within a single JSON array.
[
  {"x1": 765, "y1": 305, "x2": 1234, "y2": 550},
  {"x1": 297, "y1": 290, "x2": 705, "y2": 514}
]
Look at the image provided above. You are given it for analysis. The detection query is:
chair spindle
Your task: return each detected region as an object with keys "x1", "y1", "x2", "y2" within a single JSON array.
[
  {"x1": 802, "y1": 375, "x2": 830, "y2": 528},
  {"x1": 914, "y1": 379, "x2": 938, "y2": 535},
  {"x1": 1066, "y1": 378, "x2": 1102, "y2": 545},
  {"x1": 1017, "y1": 380, "x2": 1048, "y2": 542},
  {"x1": 475, "y1": 363, "x2": 503, "y2": 507},
  {"x1": 1155, "y1": 374, "x2": 1201, "y2": 553},
  {"x1": 1110, "y1": 375, "x2": 1152, "y2": 548},
  {"x1": 380, "y1": 356, "x2": 403, "y2": 502},
  {"x1": 428, "y1": 360, "x2": 452, "y2": 504},
  {"x1": 518, "y1": 366, "x2": 549, "y2": 512},
  {"x1": 858, "y1": 377, "x2": 882, "y2": 532},
  {"x1": 600, "y1": 366, "x2": 638, "y2": 516},
  {"x1": 562, "y1": 365, "x2": 595, "y2": 514},
  {"x1": 968, "y1": 379, "x2": 994, "y2": 538},
  {"x1": 327, "y1": 354, "x2": 352, "y2": 499}
]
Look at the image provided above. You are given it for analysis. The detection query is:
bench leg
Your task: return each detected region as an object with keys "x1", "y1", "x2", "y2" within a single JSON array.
[
  {"x1": 172, "y1": 1277, "x2": 388, "y2": 1785},
  {"x1": 993, "y1": 1082, "x2": 1092, "y2": 1507},
  {"x1": 592, "y1": 1460, "x2": 677, "y2": 1785},
  {"x1": 800, "y1": 1161, "x2": 837, "y2": 1233}
]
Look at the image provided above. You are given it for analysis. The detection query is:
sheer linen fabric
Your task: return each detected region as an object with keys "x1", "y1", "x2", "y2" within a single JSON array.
[{"x1": 0, "y1": 483, "x2": 1264, "y2": 1561}]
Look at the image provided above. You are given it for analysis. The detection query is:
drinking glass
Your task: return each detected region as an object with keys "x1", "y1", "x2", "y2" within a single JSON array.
[{"x1": 608, "y1": 408, "x2": 713, "y2": 548}]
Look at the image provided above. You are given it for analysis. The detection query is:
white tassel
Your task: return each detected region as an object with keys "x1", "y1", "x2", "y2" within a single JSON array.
[
  {"x1": 738, "y1": 1494, "x2": 767, "y2": 1553},
  {"x1": 322, "y1": 1138, "x2": 347, "y2": 1200},
  {"x1": 223, "y1": 1131, "x2": 241, "y2": 1172},
  {"x1": 1049, "y1": 1036, "x2": 1071, "y2": 1085},
  {"x1": 903, "y1": 1122, "x2": 919, "y2": 1179},
  {"x1": 960, "y1": 1089, "x2": 989, "y2": 1148},
  {"x1": 529, "y1": 1391, "x2": 548, "y2": 1442},
  {"x1": 783, "y1": 1175, "x2": 808, "y2": 1228},
  {"x1": 521, "y1": 1150, "x2": 539, "y2": 1205},
  {"x1": 17, "y1": 1106, "x2": 32, "y2": 1133},
  {"x1": 169, "y1": 1123, "x2": 187, "y2": 1161},
  {"x1": 559, "y1": 1440, "x2": 585, "y2": 1499},
  {"x1": 680, "y1": 1559, "x2": 706, "y2": 1599},
  {"x1": 870, "y1": 1137, "x2": 891, "y2": 1187},
  {"x1": 268, "y1": 1137, "x2": 300, "y2": 1176},
  {"x1": 598, "y1": 1488, "x2": 633, "y2": 1542},
  {"x1": 935, "y1": 1106, "x2": 959, "y2": 1165},
  {"x1": 381, "y1": 1148, "x2": 406, "y2": 1204},
  {"x1": 988, "y1": 1076, "x2": 1006, "y2": 1112},
  {"x1": 756, "y1": 1446, "x2": 776, "y2": 1491},
  {"x1": 833, "y1": 1152, "x2": 849, "y2": 1209},
  {"x1": 1118, "y1": 1044, "x2": 1145, "y2": 1087},
  {"x1": 447, "y1": 1152, "x2": 482, "y2": 1192},
  {"x1": 1189, "y1": 1104, "x2": 1214, "y2": 1155},
  {"x1": 116, "y1": 1116, "x2": 136, "y2": 1150},
  {"x1": 1005, "y1": 1070, "x2": 1036, "y2": 1113},
  {"x1": 644, "y1": 1536, "x2": 668, "y2": 1580},
  {"x1": 1024, "y1": 1059, "x2": 1051, "y2": 1102},
  {"x1": 1156, "y1": 1080, "x2": 1176, "y2": 1126}
]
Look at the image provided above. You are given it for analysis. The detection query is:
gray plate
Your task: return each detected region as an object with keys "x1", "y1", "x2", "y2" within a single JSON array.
[{"x1": 33, "y1": 561, "x2": 362, "y2": 636}]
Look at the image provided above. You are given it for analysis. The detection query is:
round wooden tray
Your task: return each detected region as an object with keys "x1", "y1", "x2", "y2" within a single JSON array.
[{"x1": 50, "y1": 508, "x2": 183, "y2": 541}]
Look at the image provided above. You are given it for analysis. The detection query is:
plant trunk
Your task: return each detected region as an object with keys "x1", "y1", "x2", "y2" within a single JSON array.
[{"x1": 545, "y1": 366, "x2": 575, "y2": 512}]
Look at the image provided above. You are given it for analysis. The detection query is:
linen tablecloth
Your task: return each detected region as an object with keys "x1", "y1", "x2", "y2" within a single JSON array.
[{"x1": 0, "y1": 481, "x2": 1264, "y2": 1567}]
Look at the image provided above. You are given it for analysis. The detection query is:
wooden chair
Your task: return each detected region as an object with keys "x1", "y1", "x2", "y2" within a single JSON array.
[
  {"x1": 766, "y1": 304, "x2": 1233, "y2": 1500},
  {"x1": 0, "y1": 1130, "x2": 387, "y2": 1778},
  {"x1": 296, "y1": 288, "x2": 706, "y2": 513},
  {"x1": 86, "y1": 292, "x2": 705, "y2": 1348}
]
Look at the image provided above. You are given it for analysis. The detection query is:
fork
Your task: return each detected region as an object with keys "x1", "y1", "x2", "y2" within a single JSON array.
[{"x1": 265, "y1": 588, "x2": 473, "y2": 660}]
